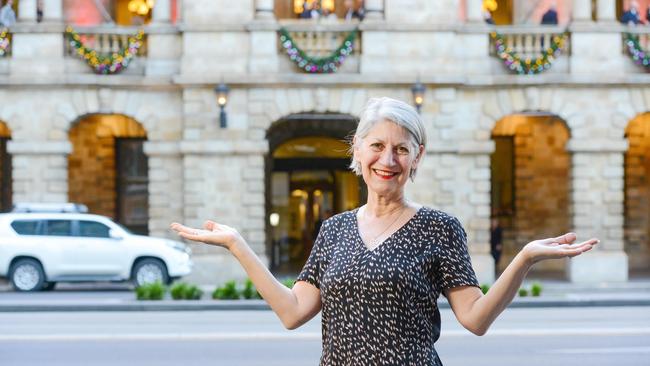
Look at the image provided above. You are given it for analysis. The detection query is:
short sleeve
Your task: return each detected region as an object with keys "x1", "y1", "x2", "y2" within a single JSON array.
[
  {"x1": 296, "y1": 220, "x2": 329, "y2": 289},
  {"x1": 435, "y1": 216, "x2": 479, "y2": 292}
]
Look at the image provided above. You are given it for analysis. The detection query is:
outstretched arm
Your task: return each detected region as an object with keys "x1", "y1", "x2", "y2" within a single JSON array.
[
  {"x1": 171, "y1": 221, "x2": 321, "y2": 329},
  {"x1": 445, "y1": 233, "x2": 598, "y2": 336}
]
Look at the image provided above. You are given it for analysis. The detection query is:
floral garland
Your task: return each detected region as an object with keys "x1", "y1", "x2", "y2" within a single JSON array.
[
  {"x1": 66, "y1": 27, "x2": 144, "y2": 75},
  {"x1": 625, "y1": 33, "x2": 650, "y2": 69},
  {"x1": 490, "y1": 31, "x2": 568, "y2": 75},
  {"x1": 0, "y1": 28, "x2": 9, "y2": 57},
  {"x1": 279, "y1": 28, "x2": 357, "y2": 73}
]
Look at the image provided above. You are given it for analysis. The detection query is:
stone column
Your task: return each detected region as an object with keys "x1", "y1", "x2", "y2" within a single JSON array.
[
  {"x1": 466, "y1": 0, "x2": 483, "y2": 23},
  {"x1": 152, "y1": 0, "x2": 171, "y2": 23},
  {"x1": 364, "y1": 0, "x2": 384, "y2": 20},
  {"x1": 572, "y1": 0, "x2": 592, "y2": 23},
  {"x1": 143, "y1": 142, "x2": 183, "y2": 238},
  {"x1": 42, "y1": 0, "x2": 63, "y2": 22},
  {"x1": 255, "y1": 0, "x2": 274, "y2": 20},
  {"x1": 596, "y1": 0, "x2": 616, "y2": 22},
  {"x1": 7, "y1": 141, "x2": 72, "y2": 203},
  {"x1": 18, "y1": 0, "x2": 37, "y2": 22},
  {"x1": 147, "y1": 0, "x2": 180, "y2": 76},
  {"x1": 567, "y1": 141, "x2": 628, "y2": 283}
]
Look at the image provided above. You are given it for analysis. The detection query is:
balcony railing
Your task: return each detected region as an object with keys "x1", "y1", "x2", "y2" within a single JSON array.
[
  {"x1": 64, "y1": 26, "x2": 148, "y2": 75},
  {"x1": 488, "y1": 25, "x2": 570, "y2": 74},
  {"x1": 277, "y1": 21, "x2": 361, "y2": 73}
]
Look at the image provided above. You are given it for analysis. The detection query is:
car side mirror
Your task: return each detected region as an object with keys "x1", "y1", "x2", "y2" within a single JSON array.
[{"x1": 109, "y1": 229, "x2": 123, "y2": 240}]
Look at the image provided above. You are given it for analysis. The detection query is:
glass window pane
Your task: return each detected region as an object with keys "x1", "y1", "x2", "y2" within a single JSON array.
[
  {"x1": 11, "y1": 220, "x2": 39, "y2": 235},
  {"x1": 45, "y1": 220, "x2": 71, "y2": 236},
  {"x1": 78, "y1": 221, "x2": 110, "y2": 238}
]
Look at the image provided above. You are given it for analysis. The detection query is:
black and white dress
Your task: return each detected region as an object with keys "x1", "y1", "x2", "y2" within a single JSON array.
[{"x1": 297, "y1": 206, "x2": 479, "y2": 366}]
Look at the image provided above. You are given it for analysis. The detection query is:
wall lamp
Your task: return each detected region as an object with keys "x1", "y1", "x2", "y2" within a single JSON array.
[
  {"x1": 411, "y1": 80, "x2": 425, "y2": 114},
  {"x1": 215, "y1": 82, "x2": 229, "y2": 128}
]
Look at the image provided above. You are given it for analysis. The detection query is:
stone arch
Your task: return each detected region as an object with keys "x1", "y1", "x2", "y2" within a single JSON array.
[
  {"x1": 68, "y1": 114, "x2": 149, "y2": 234},
  {"x1": 624, "y1": 113, "x2": 650, "y2": 272},
  {"x1": 265, "y1": 112, "x2": 360, "y2": 274},
  {"x1": 490, "y1": 112, "x2": 571, "y2": 274},
  {"x1": 0, "y1": 121, "x2": 11, "y2": 212}
]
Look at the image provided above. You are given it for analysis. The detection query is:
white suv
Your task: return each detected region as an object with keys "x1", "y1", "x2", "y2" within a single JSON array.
[{"x1": 0, "y1": 212, "x2": 192, "y2": 291}]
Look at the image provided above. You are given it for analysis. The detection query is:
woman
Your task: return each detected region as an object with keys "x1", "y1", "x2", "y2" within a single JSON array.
[{"x1": 171, "y1": 97, "x2": 598, "y2": 365}]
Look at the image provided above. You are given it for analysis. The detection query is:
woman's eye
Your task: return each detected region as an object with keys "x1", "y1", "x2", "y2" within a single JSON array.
[
  {"x1": 370, "y1": 143, "x2": 382, "y2": 151},
  {"x1": 397, "y1": 147, "x2": 409, "y2": 155}
]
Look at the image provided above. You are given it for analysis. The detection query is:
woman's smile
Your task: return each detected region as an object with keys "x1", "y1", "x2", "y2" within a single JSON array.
[{"x1": 372, "y1": 168, "x2": 400, "y2": 179}]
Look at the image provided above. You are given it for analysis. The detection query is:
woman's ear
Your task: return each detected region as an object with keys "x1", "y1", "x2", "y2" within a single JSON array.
[{"x1": 412, "y1": 144, "x2": 425, "y2": 168}]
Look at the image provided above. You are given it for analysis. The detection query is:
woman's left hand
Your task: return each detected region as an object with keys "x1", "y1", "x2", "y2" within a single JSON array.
[{"x1": 521, "y1": 233, "x2": 599, "y2": 266}]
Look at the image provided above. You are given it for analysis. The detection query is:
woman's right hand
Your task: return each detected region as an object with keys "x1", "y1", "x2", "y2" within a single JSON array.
[{"x1": 170, "y1": 220, "x2": 244, "y2": 251}]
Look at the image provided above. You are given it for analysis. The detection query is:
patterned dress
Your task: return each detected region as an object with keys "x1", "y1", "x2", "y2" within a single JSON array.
[{"x1": 297, "y1": 206, "x2": 479, "y2": 366}]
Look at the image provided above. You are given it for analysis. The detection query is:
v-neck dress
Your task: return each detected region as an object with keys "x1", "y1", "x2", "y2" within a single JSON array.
[{"x1": 296, "y1": 206, "x2": 479, "y2": 366}]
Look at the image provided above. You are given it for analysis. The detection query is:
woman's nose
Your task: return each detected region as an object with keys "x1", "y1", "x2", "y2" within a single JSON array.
[{"x1": 378, "y1": 149, "x2": 397, "y2": 166}]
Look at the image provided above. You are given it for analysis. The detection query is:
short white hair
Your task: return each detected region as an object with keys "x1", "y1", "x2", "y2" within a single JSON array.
[{"x1": 349, "y1": 97, "x2": 427, "y2": 180}]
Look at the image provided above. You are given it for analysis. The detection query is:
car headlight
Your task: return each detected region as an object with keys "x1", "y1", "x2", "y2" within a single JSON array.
[{"x1": 166, "y1": 240, "x2": 191, "y2": 255}]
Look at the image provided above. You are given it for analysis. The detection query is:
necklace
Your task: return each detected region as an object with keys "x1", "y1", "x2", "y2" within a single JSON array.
[{"x1": 361, "y1": 205, "x2": 407, "y2": 249}]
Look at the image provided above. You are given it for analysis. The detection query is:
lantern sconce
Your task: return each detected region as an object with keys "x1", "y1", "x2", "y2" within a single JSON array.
[
  {"x1": 411, "y1": 80, "x2": 425, "y2": 114},
  {"x1": 215, "y1": 82, "x2": 229, "y2": 128}
]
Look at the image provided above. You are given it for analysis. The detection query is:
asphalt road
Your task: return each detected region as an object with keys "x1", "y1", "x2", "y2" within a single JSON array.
[{"x1": 1, "y1": 306, "x2": 649, "y2": 365}]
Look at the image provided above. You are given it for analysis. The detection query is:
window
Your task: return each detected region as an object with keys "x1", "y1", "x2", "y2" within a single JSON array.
[
  {"x1": 11, "y1": 220, "x2": 40, "y2": 235},
  {"x1": 45, "y1": 220, "x2": 72, "y2": 236},
  {"x1": 78, "y1": 221, "x2": 111, "y2": 238}
]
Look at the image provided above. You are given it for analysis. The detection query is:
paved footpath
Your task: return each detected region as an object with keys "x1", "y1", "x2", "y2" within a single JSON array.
[{"x1": 1, "y1": 278, "x2": 650, "y2": 311}]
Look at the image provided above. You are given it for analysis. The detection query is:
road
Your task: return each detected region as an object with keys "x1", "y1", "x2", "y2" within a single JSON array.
[{"x1": 0, "y1": 307, "x2": 649, "y2": 365}]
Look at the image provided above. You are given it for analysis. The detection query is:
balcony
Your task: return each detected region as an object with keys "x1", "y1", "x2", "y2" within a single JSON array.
[
  {"x1": 64, "y1": 26, "x2": 148, "y2": 75},
  {"x1": 277, "y1": 21, "x2": 361, "y2": 74},
  {"x1": 488, "y1": 25, "x2": 570, "y2": 75}
]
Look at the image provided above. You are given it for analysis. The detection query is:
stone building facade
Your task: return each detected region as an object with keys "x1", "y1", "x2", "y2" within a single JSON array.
[{"x1": 0, "y1": 0, "x2": 647, "y2": 285}]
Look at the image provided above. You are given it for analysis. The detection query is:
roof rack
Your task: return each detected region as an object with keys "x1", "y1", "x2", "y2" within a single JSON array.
[{"x1": 11, "y1": 203, "x2": 89, "y2": 213}]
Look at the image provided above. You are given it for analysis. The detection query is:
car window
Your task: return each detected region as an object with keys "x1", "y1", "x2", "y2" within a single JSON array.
[
  {"x1": 78, "y1": 220, "x2": 110, "y2": 238},
  {"x1": 45, "y1": 220, "x2": 72, "y2": 236},
  {"x1": 10, "y1": 220, "x2": 40, "y2": 235}
]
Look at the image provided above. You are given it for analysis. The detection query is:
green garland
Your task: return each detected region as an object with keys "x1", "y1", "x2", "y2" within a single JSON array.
[
  {"x1": 490, "y1": 31, "x2": 568, "y2": 75},
  {"x1": 625, "y1": 33, "x2": 650, "y2": 70},
  {"x1": 0, "y1": 28, "x2": 9, "y2": 57},
  {"x1": 66, "y1": 26, "x2": 144, "y2": 75},
  {"x1": 279, "y1": 28, "x2": 357, "y2": 73}
]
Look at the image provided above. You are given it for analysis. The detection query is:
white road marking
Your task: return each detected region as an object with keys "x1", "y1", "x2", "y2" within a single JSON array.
[{"x1": 1, "y1": 327, "x2": 650, "y2": 342}]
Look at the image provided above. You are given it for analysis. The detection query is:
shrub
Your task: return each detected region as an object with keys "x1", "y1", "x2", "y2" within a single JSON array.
[
  {"x1": 530, "y1": 282, "x2": 543, "y2": 297},
  {"x1": 518, "y1": 287, "x2": 529, "y2": 297},
  {"x1": 212, "y1": 280, "x2": 240, "y2": 300},
  {"x1": 281, "y1": 278, "x2": 295, "y2": 289},
  {"x1": 241, "y1": 279, "x2": 261, "y2": 299},
  {"x1": 170, "y1": 282, "x2": 204, "y2": 300},
  {"x1": 136, "y1": 281, "x2": 166, "y2": 300},
  {"x1": 480, "y1": 283, "x2": 490, "y2": 294}
]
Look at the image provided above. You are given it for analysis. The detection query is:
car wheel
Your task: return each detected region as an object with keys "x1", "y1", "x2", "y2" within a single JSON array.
[
  {"x1": 10, "y1": 258, "x2": 46, "y2": 292},
  {"x1": 42, "y1": 282, "x2": 57, "y2": 291},
  {"x1": 132, "y1": 259, "x2": 169, "y2": 287}
]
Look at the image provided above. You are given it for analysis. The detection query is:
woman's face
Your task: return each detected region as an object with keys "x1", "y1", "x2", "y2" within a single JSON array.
[{"x1": 353, "y1": 119, "x2": 422, "y2": 197}]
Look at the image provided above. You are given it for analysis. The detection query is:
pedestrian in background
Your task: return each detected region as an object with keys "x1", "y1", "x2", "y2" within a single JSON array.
[
  {"x1": 172, "y1": 97, "x2": 599, "y2": 365},
  {"x1": 490, "y1": 217, "x2": 503, "y2": 273},
  {"x1": 0, "y1": 0, "x2": 16, "y2": 28}
]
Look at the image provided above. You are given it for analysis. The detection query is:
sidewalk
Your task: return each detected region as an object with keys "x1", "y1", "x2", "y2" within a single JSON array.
[{"x1": 2, "y1": 277, "x2": 650, "y2": 312}]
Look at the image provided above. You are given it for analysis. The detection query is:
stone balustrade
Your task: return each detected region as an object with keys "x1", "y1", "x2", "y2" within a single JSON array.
[
  {"x1": 277, "y1": 21, "x2": 361, "y2": 73},
  {"x1": 64, "y1": 26, "x2": 148, "y2": 58},
  {"x1": 488, "y1": 25, "x2": 570, "y2": 59}
]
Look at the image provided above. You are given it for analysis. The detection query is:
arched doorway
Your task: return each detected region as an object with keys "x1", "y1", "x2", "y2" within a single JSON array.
[
  {"x1": 266, "y1": 114, "x2": 363, "y2": 275},
  {"x1": 0, "y1": 121, "x2": 11, "y2": 212},
  {"x1": 68, "y1": 114, "x2": 149, "y2": 234},
  {"x1": 491, "y1": 113, "x2": 571, "y2": 275},
  {"x1": 624, "y1": 114, "x2": 650, "y2": 273}
]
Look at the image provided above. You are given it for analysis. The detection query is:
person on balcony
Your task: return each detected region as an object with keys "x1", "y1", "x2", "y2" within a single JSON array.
[
  {"x1": 540, "y1": 3, "x2": 558, "y2": 25},
  {"x1": 621, "y1": 0, "x2": 642, "y2": 25},
  {"x1": 0, "y1": 0, "x2": 16, "y2": 28},
  {"x1": 171, "y1": 97, "x2": 599, "y2": 365},
  {"x1": 344, "y1": 0, "x2": 362, "y2": 21}
]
